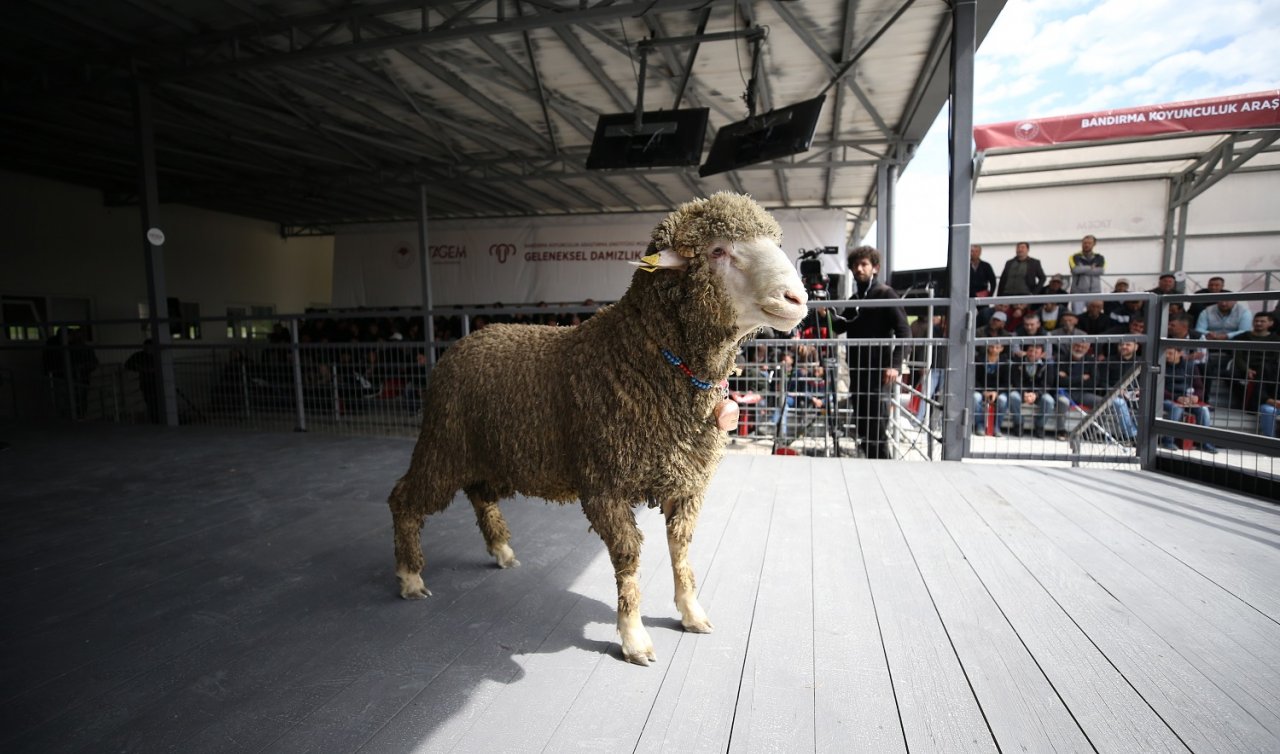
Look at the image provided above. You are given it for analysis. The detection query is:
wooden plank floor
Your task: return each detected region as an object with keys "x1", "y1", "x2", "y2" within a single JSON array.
[{"x1": 1, "y1": 424, "x2": 1278, "y2": 753}]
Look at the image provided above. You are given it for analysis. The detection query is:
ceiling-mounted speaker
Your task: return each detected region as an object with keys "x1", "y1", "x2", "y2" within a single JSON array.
[
  {"x1": 698, "y1": 94, "x2": 826, "y2": 177},
  {"x1": 585, "y1": 108, "x2": 710, "y2": 170}
]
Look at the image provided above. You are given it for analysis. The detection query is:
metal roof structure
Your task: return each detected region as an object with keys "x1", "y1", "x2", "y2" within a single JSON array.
[{"x1": 1, "y1": 0, "x2": 1004, "y2": 236}]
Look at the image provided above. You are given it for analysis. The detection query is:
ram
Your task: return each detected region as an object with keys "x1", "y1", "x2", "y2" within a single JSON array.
[{"x1": 388, "y1": 193, "x2": 808, "y2": 665}]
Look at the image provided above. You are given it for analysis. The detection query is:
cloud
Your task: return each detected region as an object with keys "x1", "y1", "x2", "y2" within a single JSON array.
[
  {"x1": 891, "y1": 0, "x2": 1280, "y2": 271},
  {"x1": 973, "y1": 0, "x2": 1280, "y2": 120}
]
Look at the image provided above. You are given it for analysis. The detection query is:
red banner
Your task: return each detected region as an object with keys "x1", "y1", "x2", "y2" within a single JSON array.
[{"x1": 974, "y1": 90, "x2": 1280, "y2": 151}]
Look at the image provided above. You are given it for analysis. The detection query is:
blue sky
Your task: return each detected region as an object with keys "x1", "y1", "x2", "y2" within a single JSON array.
[{"x1": 885, "y1": 0, "x2": 1280, "y2": 270}]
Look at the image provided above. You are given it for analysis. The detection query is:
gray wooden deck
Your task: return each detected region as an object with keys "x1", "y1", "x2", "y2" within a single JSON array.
[{"x1": 1, "y1": 424, "x2": 1278, "y2": 753}]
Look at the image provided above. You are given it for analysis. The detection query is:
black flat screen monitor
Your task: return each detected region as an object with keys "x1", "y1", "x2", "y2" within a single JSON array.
[
  {"x1": 585, "y1": 108, "x2": 709, "y2": 170},
  {"x1": 698, "y1": 95, "x2": 826, "y2": 177}
]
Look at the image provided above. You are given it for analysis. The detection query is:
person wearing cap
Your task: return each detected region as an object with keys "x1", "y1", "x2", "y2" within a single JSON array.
[
  {"x1": 1044, "y1": 273, "x2": 1068, "y2": 297},
  {"x1": 978, "y1": 309, "x2": 1010, "y2": 338},
  {"x1": 1068, "y1": 235, "x2": 1105, "y2": 312}
]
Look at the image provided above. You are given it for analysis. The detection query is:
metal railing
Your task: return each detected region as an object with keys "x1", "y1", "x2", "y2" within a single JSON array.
[{"x1": 3, "y1": 293, "x2": 1276, "y2": 488}]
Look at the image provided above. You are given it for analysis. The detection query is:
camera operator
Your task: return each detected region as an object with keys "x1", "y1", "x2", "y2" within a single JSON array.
[{"x1": 827, "y1": 245, "x2": 910, "y2": 459}]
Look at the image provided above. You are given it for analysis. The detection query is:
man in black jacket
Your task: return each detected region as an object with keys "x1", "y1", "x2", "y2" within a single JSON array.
[
  {"x1": 997, "y1": 241, "x2": 1047, "y2": 297},
  {"x1": 829, "y1": 246, "x2": 911, "y2": 458},
  {"x1": 969, "y1": 244, "x2": 997, "y2": 298}
]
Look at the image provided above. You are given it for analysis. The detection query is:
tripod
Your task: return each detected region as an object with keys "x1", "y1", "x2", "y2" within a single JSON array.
[{"x1": 772, "y1": 302, "x2": 844, "y2": 457}]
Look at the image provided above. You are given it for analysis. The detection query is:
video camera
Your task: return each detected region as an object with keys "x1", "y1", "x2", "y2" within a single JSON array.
[{"x1": 798, "y1": 246, "x2": 840, "y2": 298}]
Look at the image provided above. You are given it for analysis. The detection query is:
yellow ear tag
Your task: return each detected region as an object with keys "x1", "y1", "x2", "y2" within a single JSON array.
[{"x1": 639, "y1": 252, "x2": 662, "y2": 272}]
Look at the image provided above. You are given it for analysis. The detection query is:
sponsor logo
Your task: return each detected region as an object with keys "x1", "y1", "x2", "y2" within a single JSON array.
[
  {"x1": 429, "y1": 244, "x2": 466, "y2": 261},
  {"x1": 392, "y1": 244, "x2": 414, "y2": 269},
  {"x1": 489, "y1": 243, "x2": 518, "y2": 264},
  {"x1": 1014, "y1": 121, "x2": 1040, "y2": 141}
]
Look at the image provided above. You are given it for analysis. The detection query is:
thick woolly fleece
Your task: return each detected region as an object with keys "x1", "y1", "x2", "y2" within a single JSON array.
[{"x1": 388, "y1": 193, "x2": 782, "y2": 626}]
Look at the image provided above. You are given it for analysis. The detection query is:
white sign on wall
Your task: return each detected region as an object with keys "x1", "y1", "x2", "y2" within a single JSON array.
[{"x1": 332, "y1": 208, "x2": 846, "y2": 307}]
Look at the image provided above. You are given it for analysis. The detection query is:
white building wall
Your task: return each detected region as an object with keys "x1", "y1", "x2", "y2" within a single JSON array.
[{"x1": 0, "y1": 170, "x2": 334, "y2": 339}]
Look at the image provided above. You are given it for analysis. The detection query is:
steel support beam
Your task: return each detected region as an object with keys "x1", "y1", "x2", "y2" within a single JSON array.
[
  {"x1": 417, "y1": 183, "x2": 437, "y2": 368},
  {"x1": 133, "y1": 81, "x2": 179, "y2": 427},
  {"x1": 152, "y1": 0, "x2": 735, "y2": 80},
  {"x1": 942, "y1": 0, "x2": 976, "y2": 462},
  {"x1": 875, "y1": 159, "x2": 898, "y2": 276}
]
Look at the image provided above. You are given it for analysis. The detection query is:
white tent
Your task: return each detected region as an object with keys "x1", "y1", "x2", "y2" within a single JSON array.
[{"x1": 971, "y1": 91, "x2": 1280, "y2": 294}]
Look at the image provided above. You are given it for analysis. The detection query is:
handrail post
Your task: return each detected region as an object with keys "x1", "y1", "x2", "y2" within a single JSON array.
[{"x1": 289, "y1": 318, "x2": 307, "y2": 432}]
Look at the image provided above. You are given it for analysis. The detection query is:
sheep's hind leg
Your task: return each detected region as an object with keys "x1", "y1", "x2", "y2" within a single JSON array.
[
  {"x1": 388, "y1": 472, "x2": 455, "y2": 599},
  {"x1": 466, "y1": 485, "x2": 519, "y2": 569},
  {"x1": 582, "y1": 498, "x2": 654, "y2": 666},
  {"x1": 663, "y1": 498, "x2": 713, "y2": 633}
]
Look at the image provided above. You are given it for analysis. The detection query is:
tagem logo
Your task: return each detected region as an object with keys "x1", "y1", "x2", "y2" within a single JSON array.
[
  {"x1": 489, "y1": 243, "x2": 518, "y2": 264},
  {"x1": 1014, "y1": 121, "x2": 1040, "y2": 141}
]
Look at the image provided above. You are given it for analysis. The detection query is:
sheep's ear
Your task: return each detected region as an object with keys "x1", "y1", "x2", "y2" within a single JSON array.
[{"x1": 630, "y1": 248, "x2": 689, "y2": 273}]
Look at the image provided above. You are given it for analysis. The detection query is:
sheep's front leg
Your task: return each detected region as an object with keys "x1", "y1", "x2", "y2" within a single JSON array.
[
  {"x1": 583, "y1": 498, "x2": 654, "y2": 666},
  {"x1": 663, "y1": 498, "x2": 713, "y2": 633}
]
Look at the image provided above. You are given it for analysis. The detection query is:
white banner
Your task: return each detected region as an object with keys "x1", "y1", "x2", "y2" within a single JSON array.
[{"x1": 332, "y1": 208, "x2": 846, "y2": 307}]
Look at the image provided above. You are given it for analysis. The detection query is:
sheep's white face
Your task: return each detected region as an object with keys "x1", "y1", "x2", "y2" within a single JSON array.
[{"x1": 706, "y1": 236, "x2": 808, "y2": 337}]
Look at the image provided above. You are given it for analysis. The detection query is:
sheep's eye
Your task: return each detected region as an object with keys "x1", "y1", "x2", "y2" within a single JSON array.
[{"x1": 710, "y1": 246, "x2": 728, "y2": 258}]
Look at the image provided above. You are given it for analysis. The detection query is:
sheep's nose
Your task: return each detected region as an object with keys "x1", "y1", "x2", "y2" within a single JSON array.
[{"x1": 784, "y1": 289, "x2": 807, "y2": 306}]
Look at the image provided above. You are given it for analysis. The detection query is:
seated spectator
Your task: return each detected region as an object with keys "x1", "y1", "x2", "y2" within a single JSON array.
[
  {"x1": 1232, "y1": 312, "x2": 1280, "y2": 411},
  {"x1": 769, "y1": 355, "x2": 826, "y2": 439},
  {"x1": 1167, "y1": 313, "x2": 1207, "y2": 363},
  {"x1": 1107, "y1": 299, "x2": 1146, "y2": 330},
  {"x1": 1009, "y1": 312, "x2": 1047, "y2": 359},
  {"x1": 1199, "y1": 298, "x2": 1253, "y2": 397},
  {"x1": 1148, "y1": 273, "x2": 1178, "y2": 295},
  {"x1": 1006, "y1": 302, "x2": 1028, "y2": 333},
  {"x1": 1160, "y1": 347, "x2": 1217, "y2": 453},
  {"x1": 1057, "y1": 341, "x2": 1097, "y2": 431},
  {"x1": 731, "y1": 343, "x2": 772, "y2": 396},
  {"x1": 1188, "y1": 276, "x2": 1230, "y2": 322},
  {"x1": 1049, "y1": 309, "x2": 1085, "y2": 361},
  {"x1": 1197, "y1": 298, "x2": 1252, "y2": 341},
  {"x1": 1079, "y1": 300, "x2": 1111, "y2": 335},
  {"x1": 972, "y1": 343, "x2": 1011, "y2": 437},
  {"x1": 1104, "y1": 279, "x2": 1131, "y2": 317},
  {"x1": 1093, "y1": 340, "x2": 1141, "y2": 440},
  {"x1": 1050, "y1": 309, "x2": 1082, "y2": 336},
  {"x1": 1009, "y1": 343, "x2": 1068, "y2": 439},
  {"x1": 978, "y1": 309, "x2": 1010, "y2": 338},
  {"x1": 1042, "y1": 274, "x2": 1069, "y2": 300},
  {"x1": 1037, "y1": 299, "x2": 1066, "y2": 331},
  {"x1": 976, "y1": 301, "x2": 1009, "y2": 329},
  {"x1": 1258, "y1": 382, "x2": 1279, "y2": 438}
]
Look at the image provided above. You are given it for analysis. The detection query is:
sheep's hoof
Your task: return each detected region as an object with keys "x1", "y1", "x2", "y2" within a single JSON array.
[
  {"x1": 398, "y1": 572, "x2": 432, "y2": 600},
  {"x1": 622, "y1": 646, "x2": 657, "y2": 667},
  {"x1": 678, "y1": 599, "x2": 714, "y2": 633},
  {"x1": 493, "y1": 544, "x2": 521, "y2": 569},
  {"x1": 682, "y1": 616, "x2": 715, "y2": 634},
  {"x1": 620, "y1": 628, "x2": 657, "y2": 666}
]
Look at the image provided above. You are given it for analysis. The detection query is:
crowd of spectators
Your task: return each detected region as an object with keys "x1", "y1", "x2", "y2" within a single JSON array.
[
  {"x1": 723, "y1": 236, "x2": 1278, "y2": 453},
  {"x1": 967, "y1": 237, "x2": 1279, "y2": 445},
  {"x1": 209, "y1": 302, "x2": 602, "y2": 415}
]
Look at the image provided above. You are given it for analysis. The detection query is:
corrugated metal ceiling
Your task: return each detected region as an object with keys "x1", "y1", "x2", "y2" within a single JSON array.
[{"x1": 1, "y1": 0, "x2": 1005, "y2": 234}]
